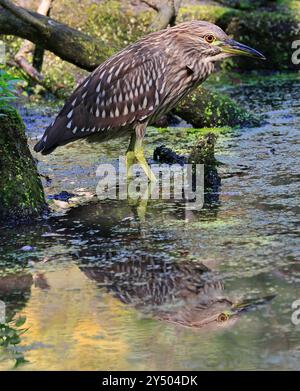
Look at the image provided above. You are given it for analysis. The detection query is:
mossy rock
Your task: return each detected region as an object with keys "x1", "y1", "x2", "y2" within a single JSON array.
[
  {"x1": 224, "y1": 10, "x2": 300, "y2": 70},
  {"x1": 0, "y1": 107, "x2": 46, "y2": 222},
  {"x1": 173, "y1": 87, "x2": 260, "y2": 128},
  {"x1": 188, "y1": 133, "x2": 218, "y2": 167},
  {"x1": 215, "y1": 0, "x2": 273, "y2": 10},
  {"x1": 188, "y1": 133, "x2": 221, "y2": 193},
  {"x1": 84, "y1": 0, "x2": 153, "y2": 52},
  {"x1": 178, "y1": 4, "x2": 231, "y2": 25}
]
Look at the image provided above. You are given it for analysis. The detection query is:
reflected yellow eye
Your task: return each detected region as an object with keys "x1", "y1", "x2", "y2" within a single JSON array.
[
  {"x1": 204, "y1": 34, "x2": 216, "y2": 44},
  {"x1": 217, "y1": 312, "x2": 229, "y2": 322}
]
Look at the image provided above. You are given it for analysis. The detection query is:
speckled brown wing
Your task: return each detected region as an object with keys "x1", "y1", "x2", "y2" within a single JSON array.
[{"x1": 34, "y1": 47, "x2": 167, "y2": 155}]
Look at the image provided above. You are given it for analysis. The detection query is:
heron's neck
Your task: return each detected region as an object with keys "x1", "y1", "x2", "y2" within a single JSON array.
[
  {"x1": 189, "y1": 56, "x2": 215, "y2": 84},
  {"x1": 165, "y1": 40, "x2": 215, "y2": 84}
]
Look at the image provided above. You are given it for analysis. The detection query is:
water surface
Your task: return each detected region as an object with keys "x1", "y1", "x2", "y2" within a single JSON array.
[{"x1": 0, "y1": 76, "x2": 299, "y2": 370}]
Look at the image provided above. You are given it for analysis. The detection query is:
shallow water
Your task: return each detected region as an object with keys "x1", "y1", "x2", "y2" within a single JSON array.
[{"x1": 0, "y1": 76, "x2": 299, "y2": 370}]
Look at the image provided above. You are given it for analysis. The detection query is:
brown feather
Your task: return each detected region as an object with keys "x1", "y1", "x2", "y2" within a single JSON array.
[{"x1": 34, "y1": 46, "x2": 166, "y2": 154}]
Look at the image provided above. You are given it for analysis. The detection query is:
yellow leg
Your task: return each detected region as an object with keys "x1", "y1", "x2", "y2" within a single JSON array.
[
  {"x1": 135, "y1": 146, "x2": 156, "y2": 182},
  {"x1": 126, "y1": 133, "x2": 156, "y2": 182},
  {"x1": 125, "y1": 150, "x2": 136, "y2": 179}
]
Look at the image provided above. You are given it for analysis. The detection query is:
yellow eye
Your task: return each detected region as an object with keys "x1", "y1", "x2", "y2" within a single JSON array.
[
  {"x1": 204, "y1": 34, "x2": 216, "y2": 44},
  {"x1": 217, "y1": 313, "x2": 229, "y2": 323}
]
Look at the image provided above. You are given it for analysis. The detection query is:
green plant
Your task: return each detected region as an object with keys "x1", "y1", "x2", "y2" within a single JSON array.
[
  {"x1": 0, "y1": 70, "x2": 21, "y2": 112},
  {"x1": 0, "y1": 315, "x2": 29, "y2": 368}
]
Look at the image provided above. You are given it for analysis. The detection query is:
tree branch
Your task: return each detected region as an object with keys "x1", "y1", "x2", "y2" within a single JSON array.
[
  {"x1": 141, "y1": 0, "x2": 159, "y2": 11},
  {"x1": 14, "y1": 0, "x2": 55, "y2": 83},
  {"x1": 143, "y1": 0, "x2": 182, "y2": 31},
  {"x1": 0, "y1": 4, "x2": 111, "y2": 71},
  {"x1": 0, "y1": 0, "x2": 50, "y2": 36},
  {"x1": 0, "y1": 0, "x2": 182, "y2": 74},
  {"x1": 36, "y1": 0, "x2": 54, "y2": 15}
]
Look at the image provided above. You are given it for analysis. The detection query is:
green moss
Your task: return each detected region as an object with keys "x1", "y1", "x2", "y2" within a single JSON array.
[
  {"x1": 187, "y1": 126, "x2": 233, "y2": 136},
  {"x1": 85, "y1": 0, "x2": 153, "y2": 52},
  {"x1": 0, "y1": 107, "x2": 46, "y2": 221},
  {"x1": 188, "y1": 132, "x2": 218, "y2": 166},
  {"x1": 215, "y1": 1, "x2": 269, "y2": 10},
  {"x1": 178, "y1": 4, "x2": 231, "y2": 24},
  {"x1": 189, "y1": 217, "x2": 239, "y2": 230},
  {"x1": 43, "y1": 54, "x2": 89, "y2": 97},
  {"x1": 173, "y1": 87, "x2": 259, "y2": 128},
  {"x1": 277, "y1": 0, "x2": 300, "y2": 11}
]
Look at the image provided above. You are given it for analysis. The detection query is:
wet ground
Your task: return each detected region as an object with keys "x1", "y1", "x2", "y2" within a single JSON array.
[{"x1": 0, "y1": 75, "x2": 299, "y2": 370}]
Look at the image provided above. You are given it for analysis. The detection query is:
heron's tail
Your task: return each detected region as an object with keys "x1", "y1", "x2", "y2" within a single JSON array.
[
  {"x1": 34, "y1": 115, "x2": 76, "y2": 155},
  {"x1": 34, "y1": 135, "x2": 58, "y2": 155},
  {"x1": 34, "y1": 137, "x2": 54, "y2": 155}
]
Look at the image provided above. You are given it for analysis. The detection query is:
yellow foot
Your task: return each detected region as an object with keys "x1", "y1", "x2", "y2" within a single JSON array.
[{"x1": 126, "y1": 148, "x2": 156, "y2": 182}]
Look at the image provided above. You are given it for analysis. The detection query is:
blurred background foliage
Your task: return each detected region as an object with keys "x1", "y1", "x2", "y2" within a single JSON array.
[{"x1": 1, "y1": 0, "x2": 299, "y2": 98}]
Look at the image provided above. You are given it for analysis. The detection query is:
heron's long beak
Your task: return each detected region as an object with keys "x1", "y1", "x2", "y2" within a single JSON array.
[
  {"x1": 232, "y1": 294, "x2": 276, "y2": 313},
  {"x1": 220, "y1": 39, "x2": 266, "y2": 60}
]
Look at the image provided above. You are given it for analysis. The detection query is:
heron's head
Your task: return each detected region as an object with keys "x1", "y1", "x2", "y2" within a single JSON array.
[
  {"x1": 158, "y1": 299, "x2": 239, "y2": 331},
  {"x1": 158, "y1": 295, "x2": 275, "y2": 331},
  {"x1": 176, "y1": 21, "x2": 266, "y2": 62}
]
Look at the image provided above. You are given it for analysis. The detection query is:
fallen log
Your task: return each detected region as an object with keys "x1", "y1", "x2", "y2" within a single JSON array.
[{"x1": 0, "y1": 0, "x2": 110, "y2": 71}]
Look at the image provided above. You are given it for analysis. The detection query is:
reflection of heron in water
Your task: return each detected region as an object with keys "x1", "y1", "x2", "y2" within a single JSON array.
[{"x1": 80, "y1": 255, "x2": 274, "y2": 330}]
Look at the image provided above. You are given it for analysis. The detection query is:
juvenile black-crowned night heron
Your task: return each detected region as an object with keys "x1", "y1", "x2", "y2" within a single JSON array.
[
  {"x1": 81, "y1": 256, "x2": 274, "y2": 329},
  {"x1": 34, "y1": 21, "x2": 265, "y2": 180}
]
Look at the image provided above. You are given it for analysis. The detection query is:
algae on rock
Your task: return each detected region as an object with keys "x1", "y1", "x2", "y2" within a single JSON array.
[
  {"x1": 0, "y1": 107, "x2": 46, "y2": 222},
  {"x1": 188, "y1": 133, "x2": 218, "y2": 167},
  {"x1": 173, "y1": 87, "x2": 260, "y2": 128}
]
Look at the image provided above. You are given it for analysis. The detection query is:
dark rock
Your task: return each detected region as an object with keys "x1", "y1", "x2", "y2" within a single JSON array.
[
  {"x1": 48, "y1": 191, "x2": 76, "y2": 202},
  {"x1": 153, "y1": 145, "x2": 187, "y2": 166},
  {"x1": 153, "y1": 133, "x2": 221, "y2": 196}
]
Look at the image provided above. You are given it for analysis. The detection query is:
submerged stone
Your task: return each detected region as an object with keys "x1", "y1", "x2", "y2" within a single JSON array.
[{"x1": 48, "y1": 191, "x2": 76, "y2": 202}]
